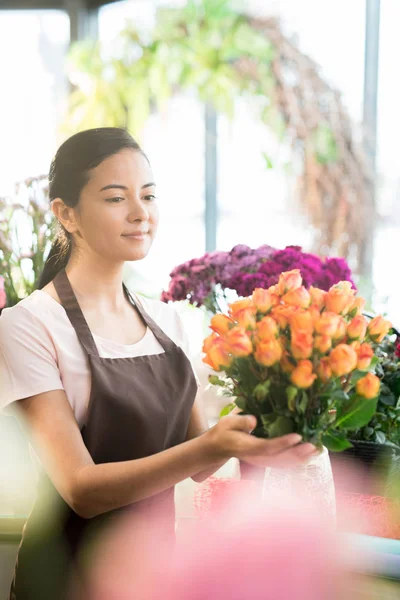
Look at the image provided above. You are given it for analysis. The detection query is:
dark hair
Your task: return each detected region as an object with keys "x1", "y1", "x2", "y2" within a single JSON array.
[{"x1": 37, "y1": 127, "x2": 143, "y2": 289}]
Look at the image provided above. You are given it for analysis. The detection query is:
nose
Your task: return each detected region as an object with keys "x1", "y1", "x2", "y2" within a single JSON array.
[{"x1": 127, "y1": 195, "x2": 150, "y2": 223}]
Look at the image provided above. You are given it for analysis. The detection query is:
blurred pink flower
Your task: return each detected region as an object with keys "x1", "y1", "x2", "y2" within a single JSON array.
[{"x1": 0, "y1": 276, "x2": 6, "y2": 309}]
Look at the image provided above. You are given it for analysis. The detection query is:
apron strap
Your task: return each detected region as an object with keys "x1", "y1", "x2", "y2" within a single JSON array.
[
  {"x1": 123, "y1": 285, "x2": 176, "y2": 352},
  {"x1": 53, "y1": 270, "x2": 100, "y2": 357}
]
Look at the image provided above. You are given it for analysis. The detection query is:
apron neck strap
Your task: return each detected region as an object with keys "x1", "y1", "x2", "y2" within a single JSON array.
[
  {"x1": 53, "y1": 269, "x2": 100, "y2": 357},
  {"x1": 122, "y1": 285, "x2": 175, "y2": 352}
]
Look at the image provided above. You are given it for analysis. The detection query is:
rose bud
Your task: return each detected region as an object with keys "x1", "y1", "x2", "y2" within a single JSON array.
[
  {"x1": 329, "y1": 344, "x2": 358, "y2": 376},
  {"x1": 276, "y1": 269, "x2": 303, "y2": 295},
  {"x1": 282, "y1": 286, "x2": 311, "y2": 309},
  {"x1": 367, "y1": 316, "x2": 392, "y2": 342},
  {"x1": 317, "y1": 357, "x2": 332, "y2": 382},
  {"x1": 325, "y1": 281, "x2": 355, "y2": 315},
  {"x1": 356, "y1": 373, "x2": 380, "y2": 399},
  {"x1": 252, "y1": 288, "x2": 274, "y2": 313},
  {"x1": 256, "y1": 316, "x2": 279, "y2": 340},
  {"x1": 315, "y1": 312, "x2": 340, "y2": 337},
  {"x1": 254, "y1": 339, "x2": 283, "y2": 366},
  {"x1": 314, "y1": 335, "x2": 332, "y2": 354},
  {"x1": 290, "y1": 360, "x2": 317, "y2": 389},
  {"x1": 347, "y1": 315, "x2": 368, "y2": 341},
  {"x1": 291, "y1": 330, "x2": 313, "y2": 359},
  {"x1": 210, "y1": 314, "x2": 234, "y2": 335},
  {"x1": 225, "y1": 326, "x2": 253, "y2": 357},
  {"x1": 356, "y1": 342, "x2": 374, "y2": 370}
]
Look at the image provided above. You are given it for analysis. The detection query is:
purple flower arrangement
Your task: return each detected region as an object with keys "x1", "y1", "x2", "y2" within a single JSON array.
[{"x1": 161, "y1": 244, "x2": 355, "y2": 313}]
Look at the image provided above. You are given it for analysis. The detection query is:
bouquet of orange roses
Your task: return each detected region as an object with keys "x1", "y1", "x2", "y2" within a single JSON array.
[{"x1": 202, "y1": 270, "x2": 392, "y2": 451}]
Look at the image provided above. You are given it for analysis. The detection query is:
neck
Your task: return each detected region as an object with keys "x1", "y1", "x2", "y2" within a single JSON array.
[{"x1": 65, "y1": 253, "x2": 128, "y2": 313}]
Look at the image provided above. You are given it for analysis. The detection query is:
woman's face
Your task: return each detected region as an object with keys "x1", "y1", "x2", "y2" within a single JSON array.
[{"x1": 63, "y1": 148, "x2": 159, "y2": 264}]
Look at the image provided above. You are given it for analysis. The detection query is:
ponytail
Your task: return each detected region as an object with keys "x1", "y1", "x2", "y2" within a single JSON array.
[{"x1": 37, "y1": 231, "x2": 72, "y2": 290}]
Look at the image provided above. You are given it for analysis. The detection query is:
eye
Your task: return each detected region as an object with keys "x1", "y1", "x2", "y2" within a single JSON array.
[
  {"x1": 106, "y1": 197, "x2": 125, "y2": 203},
  {"x1": 143, "y1": 194, "x2": 157, "y2": 202}
]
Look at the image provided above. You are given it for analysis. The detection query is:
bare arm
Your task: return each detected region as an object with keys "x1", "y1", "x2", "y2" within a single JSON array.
[
  {"x1": 185, "y1": 394, "x2": 230, "y2": 483},
  {"x1": 16, "y1": 390, "x2": 317, "y2": 519}
]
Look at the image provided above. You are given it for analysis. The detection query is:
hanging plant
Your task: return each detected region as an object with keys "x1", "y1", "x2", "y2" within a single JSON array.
[{"x1": 64, "y1": 0, "x2": 372, "y2": 279}]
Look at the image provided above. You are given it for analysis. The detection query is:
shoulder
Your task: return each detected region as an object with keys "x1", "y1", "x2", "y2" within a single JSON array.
[{"x1": 0, "y1": 290, "x2": 62, "y2": 345}]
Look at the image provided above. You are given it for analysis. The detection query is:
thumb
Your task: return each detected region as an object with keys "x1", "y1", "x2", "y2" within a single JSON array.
[{"x1": 230, "y1": 414, "x2": 257, "y2": 433}]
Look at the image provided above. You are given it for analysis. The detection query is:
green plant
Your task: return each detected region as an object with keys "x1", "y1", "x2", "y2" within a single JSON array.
[
  {"x1": 350, "y1": 332, "x2": 400, "y2": 448},
  {"x1": 65, "y1": 0, "x2": 274, "y2": 135},
  {"x1": 0, "y1": 176, "x2": 55, "y2": 306}
]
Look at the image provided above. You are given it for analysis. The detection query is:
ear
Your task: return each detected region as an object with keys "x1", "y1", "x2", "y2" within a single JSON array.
[{"x1": 51, "y1": 199, "x2": 79, "y2": 234}]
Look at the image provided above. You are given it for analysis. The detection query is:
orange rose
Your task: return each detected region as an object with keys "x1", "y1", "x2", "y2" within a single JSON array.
[
  {"x1": 315, "y1": 312, "x2": 340, "y2": 337},
  {"x1": 252, "y1": 288, "x2": 274, "y2": 313},
  {"x1": 290, "y1": 360, "x2": 317, "y2": 389},
  {"x1": 256, "y1": 316, "x2": 279, "y2": 340},
  {"x1": 229, "y1": 298, "x2": 253, "y2": 320},
  {"x1": 225, "y1": 326, "x2": 253, "y2": 357},
  {"x1": 281, "y1": 351, "x2": 296, "y2": 374},
  {"x1": 276, "y1": 269, "x2": 303, "y2": 295},
  {"x1": 314, "y1": 335, "x2": 332, "y2": 354},
  {"x1": 202, "y1": 338, "x2": 232, "y2": 371},
  {"x1": 210, "y1": 314, "x2": 234, "y2": 335},
  {"x1": 309, "y1": 286, "x2": 327, "y2": 309},
  {"x1": 329, "y1": 344, "x2": 358, "y2": 376},
  {"x1": 333, "y1": 316, "x2": 347, "y2": 342},
  {"x1": 236, "y1": 307, "x2": 257, "y2": 330},
  {"x1": 282, "y1": 286, "x2": 311, "y2": 309},
  {"x1": 203, "y1": 332, "x2": 218, "y2": 354},
  {"x1": 356, "y1": 342, "x2": 374, "y2": 370},
  {"x1": 254, "y1": 339, "x2": 283, "y2": 366},
  {"x1": 309, "y1": 304, "x2": 321, "y2": 325},
  {"x1": 325, "y1": 281, "x2": 355, "y2": 315},
  {"x1": 271, "y1": 305, "x2": 294, "y2": 329},
  {"x1": 289, "y1": 309, "x2": 314, "y2": 333},
  {"x1": 367, "y1": 316, "x2": 392, "y2": 342},
  {"x1": 349, "y1": 296, "x2": 366, "y2": 317},
  {"x1": 317, "y1": 357, "x2": 332, "y2": 382},
  {"x1": 347, "y1": 315, "x2": 368, "y2": 341},
  {"x1": 291, "y1": 330, "x2": 313, "y2": 359},
  {"x1": 356, "y1": 373, "x2": 380, "y2": 399}
]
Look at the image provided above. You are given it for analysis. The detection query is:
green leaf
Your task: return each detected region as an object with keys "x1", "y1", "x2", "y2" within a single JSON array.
[
  {"x1": 262, "y1": 152, "x2": 274, "y2": 169},
  {"x1": 235, "y1": 397, "x2": 247, "y2": 412},
  {"x1": 298, "y1": 390, "x2": 309, "y2": 415},
  {"x1": 286, "y1": 385, "x2": 298, "y2": 411},
  {"x1": 253, "y1": 381, "x2": 271, "y2": 401},
  {"x1": 220, "y1": 403, "x2": 236, "y2": 417},
  {"x1": 322, "y1": 431, "x2": 353, "y2": 452},
  {"x1": 350, "y1": 370, "x2": 370, "y2": 385},
  {"x1": 209, "y1": 375, "x2": 227, "y2": 386},
  {"x1": 336, "y1": 395, "x2": 378, "y2": 430},
  {"x1": 268, "y1": 416, "x2": 294, "y2": 437}
]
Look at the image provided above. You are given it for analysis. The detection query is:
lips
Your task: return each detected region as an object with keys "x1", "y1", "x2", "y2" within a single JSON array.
[{"x1": 121, "y1": 232, "x2": 149, "y2": 237}]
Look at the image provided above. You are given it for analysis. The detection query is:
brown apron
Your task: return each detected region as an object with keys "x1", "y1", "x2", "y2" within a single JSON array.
[{"x1": 9, "y1": 269, "x2": 197, "y2": 599}]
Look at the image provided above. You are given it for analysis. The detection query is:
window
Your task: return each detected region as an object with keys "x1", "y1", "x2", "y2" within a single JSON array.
[{"x1": 0, "y1": 10, "x2": 70, "y2": 195}]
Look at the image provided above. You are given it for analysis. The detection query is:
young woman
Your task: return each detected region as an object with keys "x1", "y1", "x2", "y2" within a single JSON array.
[{"x1": 0, "y1": 128, "x2": 319, "y2": 599}]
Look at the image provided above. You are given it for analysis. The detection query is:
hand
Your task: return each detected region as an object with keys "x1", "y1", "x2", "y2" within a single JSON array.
[{"x1": 206, "y1": 414, "x2": 319, "y2": 469}]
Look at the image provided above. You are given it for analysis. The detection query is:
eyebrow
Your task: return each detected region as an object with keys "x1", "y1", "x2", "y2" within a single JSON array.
[{"x1": 99, "y1": 182, "x2": 156, "y2": 192}]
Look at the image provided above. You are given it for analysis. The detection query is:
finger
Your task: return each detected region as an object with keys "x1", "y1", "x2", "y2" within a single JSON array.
[
  {"x1": 256, "y1": 433, "x2": 303, "y2": 455},
  {"x1": 265, "y1": 443, "x2": 318, "y2": 468}
]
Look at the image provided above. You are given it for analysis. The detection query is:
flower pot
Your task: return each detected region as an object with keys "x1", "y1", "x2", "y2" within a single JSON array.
[{"x1": 330, "y1": 440, "x2": 400, "y2": 494}]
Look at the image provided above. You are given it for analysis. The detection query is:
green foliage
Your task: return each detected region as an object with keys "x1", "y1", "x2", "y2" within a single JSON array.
[
  {"x1": 64, "y1": 0, "x2": 276, "y2": 136},
  {"x1": 350, "y1": 335, "x2": 400, "y2": 447},
  {"x1": 0, "y1": 178, "x2": 55, "y2": 307}
]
